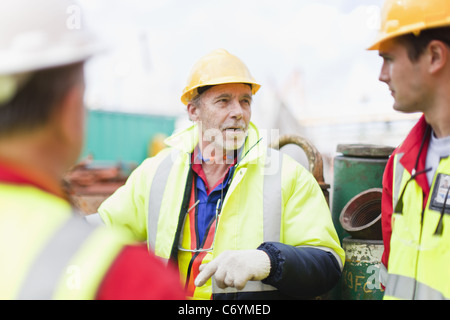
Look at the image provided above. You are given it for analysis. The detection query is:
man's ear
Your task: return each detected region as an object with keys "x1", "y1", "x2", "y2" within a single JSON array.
[
  {"x1": 428, "y1": 40, "x2": 448, "y2": 74},
  {"x1": 52, "y1": 83, "x2": 85, "y2": 147},
  {"x1": 187, "y1": 102, "x2": 200, "y2": 122}
]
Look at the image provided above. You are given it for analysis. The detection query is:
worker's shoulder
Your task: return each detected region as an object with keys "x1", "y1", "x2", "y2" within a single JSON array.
[
  {"x1": 137, "y1": 147, "x2": 178, "y2": 171},
  {"x1": 144, "y1": 146, "x2": 185, "y2": 164},
  {"x1": 0, "y1": 183, "x2": 72, "y2": 217},
  {"x1": 276, "y1": 150, "x2": 310, "y2": 175},
  {"x1": 271, "y1": 150, "x2": 323, "y2": 193}
]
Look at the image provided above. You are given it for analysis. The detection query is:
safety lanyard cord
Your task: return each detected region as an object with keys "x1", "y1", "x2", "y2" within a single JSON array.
[
  {"x1": 169, "y1": 167, "x2": 194, "y2": 262},
  {"x1": 435, "y1": 185, "x2": 450, "y2": 235},
  {"x1": 394, "y1": 125, "x2": 431, "y2": 214},
  {"x1": 397, "y1": 124, "x2": 447, "y2": 235},
  {"x1": 412, "y1": 124, "x2": 431, "y2": 178},
  {"x1": 169, "y1": 137, "x2": 263, "y2": 264}
]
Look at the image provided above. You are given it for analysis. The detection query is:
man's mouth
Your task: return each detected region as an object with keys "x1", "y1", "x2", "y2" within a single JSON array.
[{"x1": 224, "y1": 127, "x2": 244, "y2": 132}]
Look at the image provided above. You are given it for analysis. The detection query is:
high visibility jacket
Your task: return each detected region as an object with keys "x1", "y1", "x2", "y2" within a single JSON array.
[
  {"x1": 99, "y1": 122, "x2": 345, "y2": 299},
  {"x1": 381, "y1": 116, "x2": 450, "y2": 299},
  {"x1": 0, "y1": 183, "x2": 133, "y2": 299}
]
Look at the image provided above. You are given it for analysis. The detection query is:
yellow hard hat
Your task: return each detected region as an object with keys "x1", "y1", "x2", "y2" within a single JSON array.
[
  {"x1": 180, "y1": 49, "x2": 261, "y2": 105},
  {"x1": 368, "y1": 0, "x2": 450, "y2": 50}
]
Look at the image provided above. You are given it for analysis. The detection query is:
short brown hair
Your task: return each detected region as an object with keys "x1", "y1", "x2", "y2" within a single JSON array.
[
  {"x1": 0, "y1": 62, "x2": 84, "y2": 137},
  {"x1": 397, "y1": 26, "x2": 450, "y2": 62}
]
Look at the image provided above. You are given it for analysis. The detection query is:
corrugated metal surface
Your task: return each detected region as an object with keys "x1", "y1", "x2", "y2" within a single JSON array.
[{"x1": 81, "y1": 110, "x2": 176, "y2": 164}]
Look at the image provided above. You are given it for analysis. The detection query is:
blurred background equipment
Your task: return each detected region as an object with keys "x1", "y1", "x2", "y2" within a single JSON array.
[
  {"x1": 82, "y1": 110, "x2": 175, "y2": 164},
  {"x1": 65, "y1": 110, "x2": 175, "y2": 215},
  {"x1": 270, "y1": 134, "x2": 330, "y2": 205},
  {"x1": 64, "y1": 157, "x2": 135, "y2": 215}
]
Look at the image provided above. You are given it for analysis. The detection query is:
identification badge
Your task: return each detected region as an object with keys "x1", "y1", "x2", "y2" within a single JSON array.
[{"x1": 429, "y1": 173, "x2": 450, "y2": 214}]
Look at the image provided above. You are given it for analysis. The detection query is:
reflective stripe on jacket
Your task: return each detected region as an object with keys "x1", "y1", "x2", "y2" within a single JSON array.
[
  {"x1": 99, "y1": 122, "x2": 345, "y2": 299},
  {"x1": 0, "y1": 183, "x2": 133, "y2": 299}
]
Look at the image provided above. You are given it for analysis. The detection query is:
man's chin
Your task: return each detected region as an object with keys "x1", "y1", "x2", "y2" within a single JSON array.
[
  {"x1": 393, "y1": 103, "x2": 417, "y2": 114},
  {"x1": 223, "y1": 134, "x2": 246, "y2": 151},
  {"x1": 223, "y1": 142, "x2": 244, "y2": 152}
]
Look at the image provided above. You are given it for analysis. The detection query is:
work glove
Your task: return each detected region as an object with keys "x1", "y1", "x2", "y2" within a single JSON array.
[{"x1": 194, "y1": 249, "x2": 271, "y2": 290}]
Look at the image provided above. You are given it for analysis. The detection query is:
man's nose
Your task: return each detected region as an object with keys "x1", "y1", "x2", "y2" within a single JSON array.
[
  {"x1": 379, "y1": 62, "x2": 390, "y2": 83},
  {"x1": 229, "y1": 99, "x2": 243, "y2": 119}
]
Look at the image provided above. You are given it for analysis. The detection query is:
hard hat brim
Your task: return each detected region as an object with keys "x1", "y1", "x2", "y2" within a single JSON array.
[
  {"x1": 367, "y1": 20, "x2": 450, "y2": 51},
  {"x1": 181, "y1": 80, "x2": 261, "y2": 105},
  {"x1": 0, "y1": 41, "x2": 106, "y2": 75}
]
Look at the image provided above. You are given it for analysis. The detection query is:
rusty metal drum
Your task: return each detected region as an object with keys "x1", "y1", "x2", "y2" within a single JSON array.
[
  {"x1": 341, "y1": 237, "x2": 385, "y2": 300},
  {"x1": 330, "y1": 144, "x2": 393, "y2": 299}
]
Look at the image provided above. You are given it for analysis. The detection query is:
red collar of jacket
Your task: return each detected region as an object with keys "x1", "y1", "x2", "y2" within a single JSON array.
[
  {"x1": 0, "y1": 159, "x2": 66, "y2": 199},
  {"x1": 394, "y1": 114, "x2": 431, "y2": 195},
  {"x1": 191, "y1": 147, "x2": 237, "y2": 195}
]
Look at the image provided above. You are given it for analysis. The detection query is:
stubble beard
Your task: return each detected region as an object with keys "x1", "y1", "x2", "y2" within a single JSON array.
[{"x1": 200, "y1": 124, "x2": 248, "y2": 164}]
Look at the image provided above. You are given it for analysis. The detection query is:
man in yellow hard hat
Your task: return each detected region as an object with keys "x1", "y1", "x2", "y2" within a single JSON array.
[
  {"x1": 96, "y1": 48, "x2": 345, "y2": 300},
  {"x1": 368, "y1": 0, "x2": 450, "y2": 299},
  {"x1": 0, "y1": 0, "x2": 185, "y2": 299}
]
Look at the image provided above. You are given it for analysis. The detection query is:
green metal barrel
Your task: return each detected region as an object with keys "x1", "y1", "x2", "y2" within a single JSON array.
[
  {"x1": 341, "y1": 237, "x2": 385, "y2": 300},
  {"x1": 329, "y1": 144, "x2": 393, "y2": 300},
  {"x1": 331, "y1": 144, "x2": 394, "y2": 243}
]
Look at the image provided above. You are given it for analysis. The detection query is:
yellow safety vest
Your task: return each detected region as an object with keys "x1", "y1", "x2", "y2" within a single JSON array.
[
  {"x1": 386, "y1": 153, "x2": 450, "y2": 299},
  {"x1": 0, "y1": 183, "x2": 133, "y2": 300},
  {"x1": 99, "y1": 122, "x2": 345, "y2": 300}
]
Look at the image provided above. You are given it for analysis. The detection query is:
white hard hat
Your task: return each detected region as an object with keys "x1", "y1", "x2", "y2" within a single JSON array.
[{"x1": 0, "y1": 0, "x2": 102, "y2": 75}]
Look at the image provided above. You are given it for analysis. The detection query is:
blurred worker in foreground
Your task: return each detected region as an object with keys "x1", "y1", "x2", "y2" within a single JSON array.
[
  {"x1": 368, "y1": 0, "x2": 450, "y2": 300},
  {"x1": 96, "y1": 48, "x2": 345, "y2": 299},
  {"x1": 0, "y1": 0, "x2": 184, "y2": 300}
]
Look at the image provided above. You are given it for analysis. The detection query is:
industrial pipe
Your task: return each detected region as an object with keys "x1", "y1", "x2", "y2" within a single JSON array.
[
  {"x1": 339, "y1": 188, "x2": 382, "y2": 240},
  {"x1": 270, "y1": 134, "x2": 330, "y2": 205}
]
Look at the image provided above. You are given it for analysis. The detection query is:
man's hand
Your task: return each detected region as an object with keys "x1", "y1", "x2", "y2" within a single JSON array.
[{"x1": 194, "y1": 249, "x2": 271, "y2": 290}]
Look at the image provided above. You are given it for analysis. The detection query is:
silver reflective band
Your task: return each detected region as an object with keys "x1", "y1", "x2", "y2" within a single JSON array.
[
  {"x1": 393, "y1": 153, "x2": 405, "y2": 209},
  {"x1": 17, "y1": 216, "x2": 96, "y2": 300},
  {"x1": 379, "y1": 263, "x2": 388, "y2": 287},
  {"x1": 263, "y1": 148, "x2": 282, "y2": 242},
  {"x1": 84, "y1": 212, "x2": 105, "y2": 226},
  {"x1": 147, "y1": 149, "x2": 179, "y2": 250},
  {"x1": 386, "y1": 274, "x2": 448, "y2": 300},
  {"x1": 212, "y1": 279, "x2": 277, "y2": 294}
]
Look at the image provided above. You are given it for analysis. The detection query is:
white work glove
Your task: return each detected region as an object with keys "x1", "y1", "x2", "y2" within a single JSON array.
[{"x1": 194, "y1": 249, "x2": 271, "y2": 290}]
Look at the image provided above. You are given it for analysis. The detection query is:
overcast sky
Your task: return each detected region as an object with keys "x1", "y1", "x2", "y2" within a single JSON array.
[{"x1": 77, "y1": 0, "x2": 415, "y2": 128}]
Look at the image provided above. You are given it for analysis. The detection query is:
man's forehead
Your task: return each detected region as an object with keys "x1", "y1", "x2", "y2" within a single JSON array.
[{"x1": 206, "y1": 83, "x2": 252, "y2": 96}]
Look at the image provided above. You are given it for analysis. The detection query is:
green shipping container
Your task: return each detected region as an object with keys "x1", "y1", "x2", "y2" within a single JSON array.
[{"x1": 81, "y1": 110, "x2": 176, "y2": 165}]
